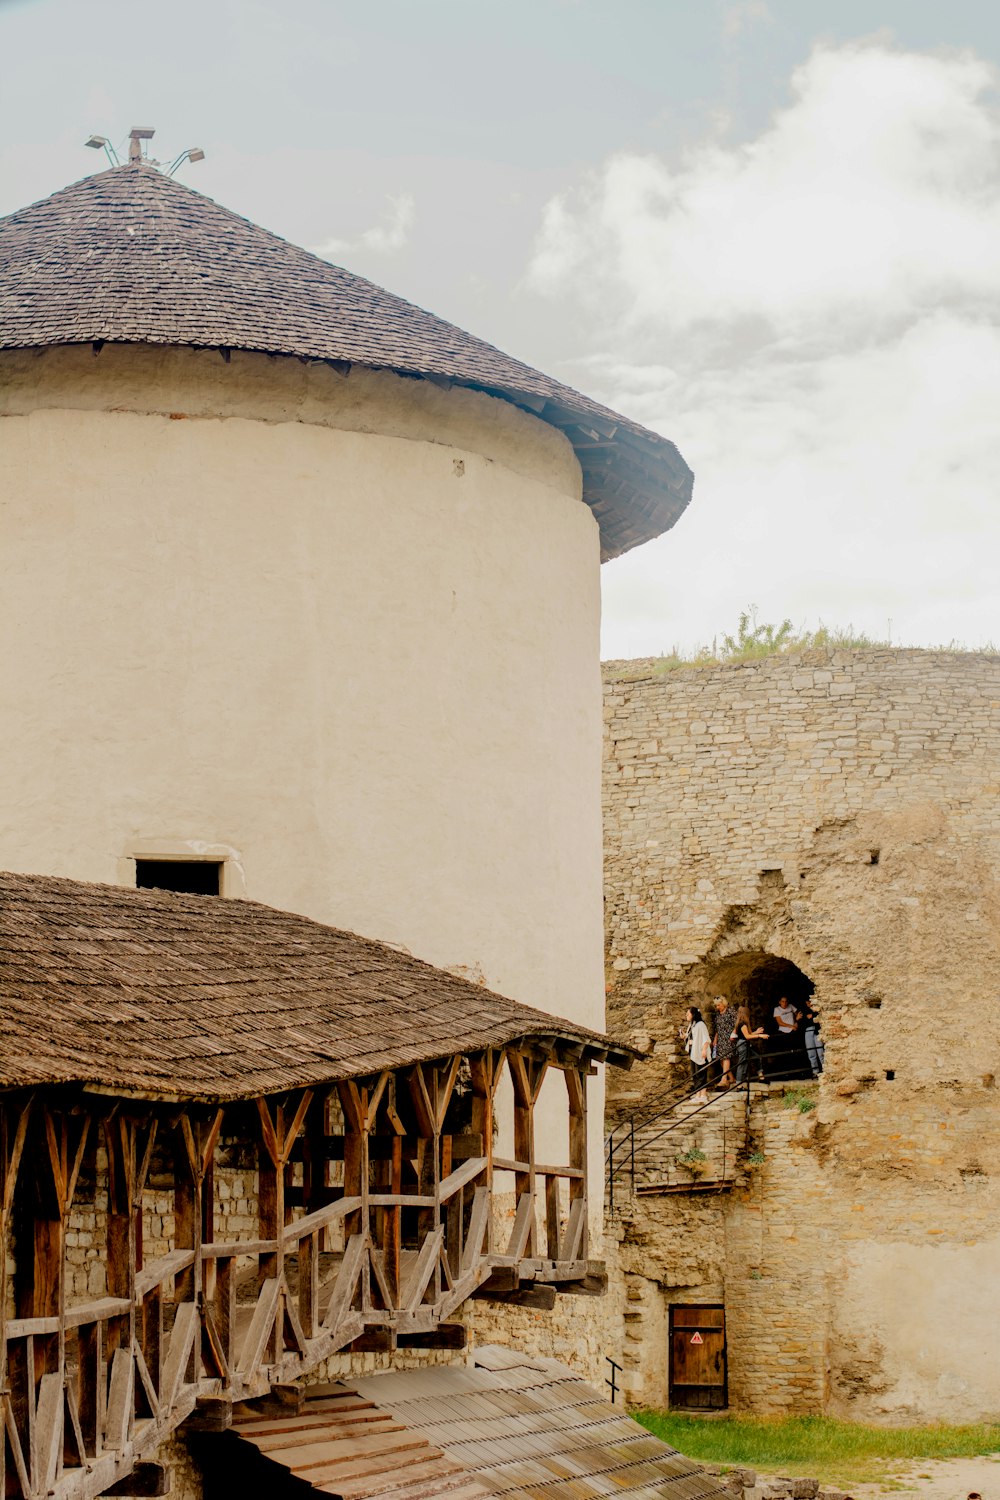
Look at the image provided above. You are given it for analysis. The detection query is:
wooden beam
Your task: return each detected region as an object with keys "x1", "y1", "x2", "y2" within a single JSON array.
[
  {"x1": 555, "y1": 1267, "x2": 608, "y2": 1297},
  {"x1": 473, "y1": 1283, "x2": 556, "y2": 1311},
  {"x1": 471, "y1": 1265, "x2": 518, "y2": 1295},
  {"x1": 347, "y1": 1329, "x2": 395, "y2": 1353},
  {"x1": 396, "y1": 1323, "x2": 467, "y2": 1350},
  {"x1": 104, "y1": 1462, "x2": 170, "y2": 1495}
]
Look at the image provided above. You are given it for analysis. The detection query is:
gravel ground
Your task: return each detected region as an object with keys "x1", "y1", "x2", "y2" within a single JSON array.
[{"x1": 841, "y1": 1454, "x2": 1000, "y2": 1499}]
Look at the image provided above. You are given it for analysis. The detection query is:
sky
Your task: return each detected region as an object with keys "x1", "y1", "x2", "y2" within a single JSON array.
[{"x1": 2, "y1": 0, "x2": 998, "y2": 658}]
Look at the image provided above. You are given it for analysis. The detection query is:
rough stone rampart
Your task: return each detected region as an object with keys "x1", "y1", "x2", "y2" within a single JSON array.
[{"x1": 602, "y1": 649, "x2": 1000, "y2": 1421}]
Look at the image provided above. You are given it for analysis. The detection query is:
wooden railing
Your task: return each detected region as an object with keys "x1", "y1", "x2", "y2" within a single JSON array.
[{"x1": 0, "y1": 1041, "x2": 596, "y2": 1500}]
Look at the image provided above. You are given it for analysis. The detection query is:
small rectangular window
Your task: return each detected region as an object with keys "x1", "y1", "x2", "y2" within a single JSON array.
[{"x1": 135, "y1": 859, "x2": 222, "y2": 896}]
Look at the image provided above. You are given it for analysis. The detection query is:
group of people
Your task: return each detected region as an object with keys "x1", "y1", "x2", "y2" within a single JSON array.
[{"x1": 681, "y1": 994, "x2": 824, "y2": 1101}]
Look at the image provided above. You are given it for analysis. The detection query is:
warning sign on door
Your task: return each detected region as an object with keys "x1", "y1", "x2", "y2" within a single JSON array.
[{"x1": 690, "y1": 1332, "x2": 704, "y2": 1345}]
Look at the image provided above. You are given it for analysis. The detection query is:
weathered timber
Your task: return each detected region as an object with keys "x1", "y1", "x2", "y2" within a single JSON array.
[
  {"x1": 0, "y1": 1044, "x2": 598, "y2": 1500},
  {"x1": 474, "y1": 1284, "x2": 557, "y2": 1311},
  {"x1": 104, "y1": 1461, "x2": 170, "y2": 1496},
  {"x1": 396, "y1": 1323, "x2": 467, "y2": 1350}
]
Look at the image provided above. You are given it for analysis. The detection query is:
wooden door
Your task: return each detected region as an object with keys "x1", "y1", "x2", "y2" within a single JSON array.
[{"x1": 669, "y1": 1304, "x2": 727, "y2": 1409}]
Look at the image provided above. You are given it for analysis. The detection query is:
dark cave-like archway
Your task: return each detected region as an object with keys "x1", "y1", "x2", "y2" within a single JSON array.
[{"x1": 703, "y1": 950, "x2": 816, "y2": 1081}]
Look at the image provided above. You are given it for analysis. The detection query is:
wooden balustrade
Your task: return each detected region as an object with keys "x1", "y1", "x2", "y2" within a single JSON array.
[{"x1": 0, "y1": 1043, "x2": 594, "y2": 1500}]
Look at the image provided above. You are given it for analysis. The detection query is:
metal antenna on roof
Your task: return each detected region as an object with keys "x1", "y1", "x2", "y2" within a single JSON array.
[
  {"x1": 84, "y1": 135, "x2": 120, "y2": 167},
  {"x1": 167, "y1": 147, "x2": 206, "y2": 176},
  {"x1": 127, "y1": 126, "x2": 156, "y2": 161},
  {"x1": 83, "y1": 127, "x2": 206, "y2": 175}
]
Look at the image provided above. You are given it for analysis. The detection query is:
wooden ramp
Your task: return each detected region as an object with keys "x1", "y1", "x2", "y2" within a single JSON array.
[
  {"x1": 222, "y1": 1387, "x2": 488, "y2": 1499},
  {"x1": 214, "y1": 1348, "x2": 729, "y2": 1500}
]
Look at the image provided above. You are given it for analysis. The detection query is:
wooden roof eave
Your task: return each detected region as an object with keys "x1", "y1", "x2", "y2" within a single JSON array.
[
  {"x1": 66, "y1": 1029, "x2": 633, "y2": 1107},
  {"x1": 17, "y1": 339, "x2": 690, "y2": 561}
]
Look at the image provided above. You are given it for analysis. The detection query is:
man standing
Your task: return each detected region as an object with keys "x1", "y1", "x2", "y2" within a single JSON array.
[{"x1": 772, "y1": 994, "x2": 801, "y2": 1077}]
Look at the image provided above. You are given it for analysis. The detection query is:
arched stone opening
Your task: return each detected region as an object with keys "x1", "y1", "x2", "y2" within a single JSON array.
[{"x1": 704, "y1": 950, "x2": 816, "y2": 1082}]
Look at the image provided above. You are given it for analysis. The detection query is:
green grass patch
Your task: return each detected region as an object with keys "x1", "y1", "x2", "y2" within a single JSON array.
[
  {"x1": 633, "y1": 1411, "x2": 1000, "y2": 1489},
  {"x1": 781, "y1": 1087, "x2": 817, "y2": 1114},
  {"x1": 602, "y1": 606, "x2": 999, "y2": 681}
]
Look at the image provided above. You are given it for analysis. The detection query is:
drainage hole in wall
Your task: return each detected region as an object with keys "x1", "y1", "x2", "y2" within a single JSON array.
[
  {"x1": 869, "y1": 849, "x2": 880, "y2": 865},
  {"x1": 885, "y1": 1069, "x2": 895, "y2": 1080}
]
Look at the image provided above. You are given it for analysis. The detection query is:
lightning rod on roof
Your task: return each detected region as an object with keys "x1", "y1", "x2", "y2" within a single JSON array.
[{"x1": 83, "y1": 127, "x2": 206, "y2": 175}]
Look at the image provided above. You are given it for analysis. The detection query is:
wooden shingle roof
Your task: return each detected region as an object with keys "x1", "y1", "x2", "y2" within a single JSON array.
[
  {"x1": 0, "y1": 872, "x2": 628, "y2": 1101},
  {"x1": 0, "y1": 162, "x2": 693, "y2": 560}
]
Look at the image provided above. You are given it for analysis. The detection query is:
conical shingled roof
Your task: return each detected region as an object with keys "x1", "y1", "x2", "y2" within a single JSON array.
[{"x1": 0, "y1": 162, "x2": 692, "y2": 559}]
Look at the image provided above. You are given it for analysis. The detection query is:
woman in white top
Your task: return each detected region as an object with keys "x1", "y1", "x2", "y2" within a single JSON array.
[{"x1": 683, "y1": 1006, "x2": 712, "y2": 1103}]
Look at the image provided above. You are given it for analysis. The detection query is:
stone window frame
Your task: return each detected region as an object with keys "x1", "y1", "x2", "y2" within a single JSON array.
[{"x1": 117, "y1": 837, "x2": 246, "y2": 898}]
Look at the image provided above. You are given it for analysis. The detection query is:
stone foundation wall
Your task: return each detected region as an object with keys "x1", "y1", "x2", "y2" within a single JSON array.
[
  {"x1": 602, "y1": 649, "x2": 1000, "y2": 1421},
  {"x1": 462, "y1": 1222, "x2": 626, "y2": 1389}
]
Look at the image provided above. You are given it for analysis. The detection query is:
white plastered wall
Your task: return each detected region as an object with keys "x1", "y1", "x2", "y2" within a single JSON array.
[{"x1": 0, "y1": 345, "x2": 608, "y2": 1216}]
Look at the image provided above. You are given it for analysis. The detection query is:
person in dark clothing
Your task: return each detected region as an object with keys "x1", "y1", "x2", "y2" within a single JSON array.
[
  {"x1": 734, "y1": 1004, "x2": 767, "y2": 1084},
  {"x1": 802, "y1": 1000, "x2": 824, "y2": 1077}
]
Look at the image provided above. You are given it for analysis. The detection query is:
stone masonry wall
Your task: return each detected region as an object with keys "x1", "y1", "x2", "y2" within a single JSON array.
[{"x1": 602, "y1": 649, "x2": 1000, "y2": 1421}]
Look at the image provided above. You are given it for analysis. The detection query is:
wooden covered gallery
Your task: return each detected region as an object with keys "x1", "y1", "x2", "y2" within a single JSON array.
[{"x1": 0, "y1": 873, "x2": 629, "y2": 1500}]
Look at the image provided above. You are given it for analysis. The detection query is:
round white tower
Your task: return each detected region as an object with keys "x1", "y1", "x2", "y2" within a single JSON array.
[{"x1": 0, "y1": 161, "x2": 692, "y2": 1140}]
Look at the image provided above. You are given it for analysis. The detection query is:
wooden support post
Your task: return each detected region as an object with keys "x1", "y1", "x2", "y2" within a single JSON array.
[
  {"x1": 256, "y1": 1091, "x2": 312, "y2": 1366},
  {"x1": 14, "y1": 1105, "x2": 91, "y2": 1491},
  {"x1": 565, "y1": 1067, "x2": 589, "y2": 1262},
  {"x1": 173, "y1": 1124, "x2": 198, "y2": 1311},
  {"x1": 256, "y1": 1106, "x2": 283, "y2": 1365},
  {"x1": 18, "y1": 1108, "x2": 68, "y2": 1376},
  {"x1": 470, "y1": 1051, "x2": 502, "y2": 1256},
  {"x1": 105, "y1": 1116, "x2": 137, "y2": 1358},
  {"x1": 507, "y1": 1048, "x2": 547, "y2": 1260},
  {"x1": 1, "y1": 1096, "x2": 31, "y2": 1497},
  {"x1": 337, "y1": 1082, "x2": 366, "y2": 1249},
  {"x1": 296, "y1": 1092, "x2": 325, "y2": 1337},
  {"x1": 103, "y1": 1113, "x2": 157, "y2": 1442},
  {"x1": 302, "y1": 1090, "x2": 331, "y2": 1250},
  {"x1": 376, "y1": 1076, "x2": 403, "y2": 1309},
  {"x1": 214, "y1": 1251, "x2": 236, "y2": 1380},
  {"x1": 433, "y1": 1058, "x2": 460, "y2": 1297},
  {"x1": 408, "y1": 1062, "x2": 444, "y2": 1305},
  {"x1": 545, "y1": 1174, "x2": 560, "y2": 1261},
  {"x1": 176, "y1": 1109, "x2": 222, "y2": 1390}
]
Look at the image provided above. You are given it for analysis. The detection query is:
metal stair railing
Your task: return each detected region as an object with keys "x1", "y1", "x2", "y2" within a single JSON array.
[{"x1": 605, "y1": 1045, "x2": 812, "y2": 1210}]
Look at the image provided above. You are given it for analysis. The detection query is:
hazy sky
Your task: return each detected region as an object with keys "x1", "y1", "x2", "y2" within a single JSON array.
[{"x1": 2, "y1": 0, "x2": 998, "y2": 657}]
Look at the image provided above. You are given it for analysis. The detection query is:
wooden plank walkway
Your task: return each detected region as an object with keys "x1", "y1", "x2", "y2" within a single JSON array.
[{"x1": 224, "y1": 1347, "x2": 732, "y2": 1500}]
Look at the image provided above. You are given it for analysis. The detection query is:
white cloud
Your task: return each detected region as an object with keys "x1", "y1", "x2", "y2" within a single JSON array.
[
  {"x1": 530, "y1": 43, "x2": 1000, "y2": 341},
  {"x1": 313, "y1": 191, "x2": 415, "y2": 259},
  {"x1": 525, "y1": 41, "x2": 1000, "y2": 657}
]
